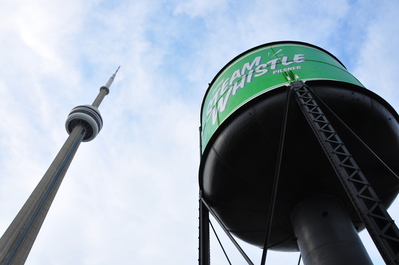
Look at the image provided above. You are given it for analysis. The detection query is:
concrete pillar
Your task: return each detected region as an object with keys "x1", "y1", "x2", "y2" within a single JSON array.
[{"x1": 0, "y1": 125, "x2": 86, "y2": 265}]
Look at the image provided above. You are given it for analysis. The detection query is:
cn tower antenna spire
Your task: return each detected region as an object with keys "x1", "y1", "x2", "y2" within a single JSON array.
[
  {"x1": 105, "y1": 66, "x2": 120, "y2": 88},
  {"x1": 92, "y1": 66, "x2": 120, "y2": 108},
  {"x1": 0, "y1": 68, "x2": 120, "y2": 265}
]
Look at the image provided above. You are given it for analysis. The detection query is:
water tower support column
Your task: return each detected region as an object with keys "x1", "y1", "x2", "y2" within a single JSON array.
[{"x1": 291, "y1": 195, "x2": 372, "y2": 265}]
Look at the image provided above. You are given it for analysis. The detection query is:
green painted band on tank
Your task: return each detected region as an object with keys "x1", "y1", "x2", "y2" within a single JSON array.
[{"x1": 201, "y1": 43, "x2": 364, "y2": 153}]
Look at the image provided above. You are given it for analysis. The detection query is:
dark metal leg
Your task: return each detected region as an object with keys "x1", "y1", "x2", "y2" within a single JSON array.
[{"x1": 199, "y1": 197, "x2": 210, "y2": 265}]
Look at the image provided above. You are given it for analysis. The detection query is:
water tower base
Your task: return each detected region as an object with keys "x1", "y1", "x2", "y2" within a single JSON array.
[{"x1": 291, "y1": 195, "x2": 372, "y2": 265}]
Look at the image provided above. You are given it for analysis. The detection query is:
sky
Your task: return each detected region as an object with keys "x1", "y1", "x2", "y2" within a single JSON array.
[{"x1": 0, "y1": 0, "x2": 398, "y2": 264}]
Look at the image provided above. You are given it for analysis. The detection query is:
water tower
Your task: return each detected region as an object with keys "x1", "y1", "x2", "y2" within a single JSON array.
[{"x1": 198, "y1": 41, "x2": 399, "y2": 265}]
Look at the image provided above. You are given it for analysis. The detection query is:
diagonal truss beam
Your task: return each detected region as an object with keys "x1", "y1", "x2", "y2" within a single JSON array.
[{"x1": 291, "y1": 81, "x2": 399, "y2": 265}]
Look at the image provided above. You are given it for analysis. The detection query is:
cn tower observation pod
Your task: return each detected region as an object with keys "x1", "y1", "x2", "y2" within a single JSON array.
[{"x1": 198, "y1": 41, "x2": 399, "y2": 260}]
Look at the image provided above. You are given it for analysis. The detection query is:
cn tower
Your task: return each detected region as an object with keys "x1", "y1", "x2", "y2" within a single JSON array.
[{"x1": 0, "y1": 67, "x2": 120, "y2": 265}]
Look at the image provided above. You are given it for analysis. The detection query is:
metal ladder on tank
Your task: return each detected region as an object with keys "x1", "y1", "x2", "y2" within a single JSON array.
[{"x1": 291, "y1": 80, "x2": 399, "y2": 265}]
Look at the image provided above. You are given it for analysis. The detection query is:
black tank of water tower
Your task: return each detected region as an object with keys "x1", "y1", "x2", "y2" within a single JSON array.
[{"x1": 199, "y1": 41, "x2": 399, "y2": 250}]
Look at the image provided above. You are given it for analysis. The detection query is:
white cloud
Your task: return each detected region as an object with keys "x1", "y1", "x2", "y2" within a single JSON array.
[
  {"x1": 174, "y1": 0, "x2": 228, "y2": 17},
  {"x1": 353, "y1": 1, "x2": 399, "y2": 107}
]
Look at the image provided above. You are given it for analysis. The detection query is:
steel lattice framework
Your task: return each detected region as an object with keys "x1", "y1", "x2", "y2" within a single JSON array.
[{"x1": 292, "y1": 81, "x2": 399, "y2": 265}]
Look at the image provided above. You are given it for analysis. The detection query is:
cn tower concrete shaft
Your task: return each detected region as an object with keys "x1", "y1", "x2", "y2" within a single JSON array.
[
  {"x1": 0, "y1": 68, "x2": 119, "y2": 265},
  {"x1": 0, "y1": 125, "x2": 86, "y2": 265}
]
